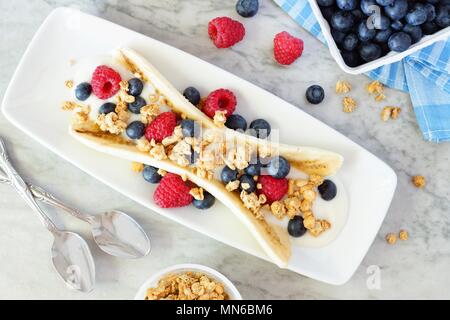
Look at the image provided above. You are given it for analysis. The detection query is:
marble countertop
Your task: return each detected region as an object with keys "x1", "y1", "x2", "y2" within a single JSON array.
[{"x1": 1, "y1": 0, "x2": 449, "y2": 300}]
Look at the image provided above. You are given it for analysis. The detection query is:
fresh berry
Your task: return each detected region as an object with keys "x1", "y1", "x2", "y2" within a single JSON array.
[
  {"x1": 244, "y1": 162, "x2": 263, "y2": 176},
  {"x1": 403, "y1": 24, "x2": 422, "y2": 44},
  {"x1": 351, "y1": 8, "x2": 364, "y2": 22},
  {"x1": 128, "y1": 78, "x2": 144, "y2": 96},
  {"x1": 225, "y1": 114, "x2": 247, "y2": 131},
  {"x1": 145, "y1": 112, "x2": 177, "y2": 143},
  {"x1": 153, "y1": 173, "x2": 193, "y2": 208},
  {"x1": 98, "y1": 102, "x2": 116, "y2": 114},
  {"x1": 321, "y1": 6, "x2": 336, "y2": 21},
  {"x1": 332, "y1": 29, "x2": 347, "y2": 45},
  {"x1": 374, "y1": 28, "x2": 393, "y2": 43},
  {"x1": 391, "y1": 20, "x2": 404, "y2": 31},
  {"x1": 183, "y1": 87, "x2": 201, "y2": 105},
  {"x1": 75, "y1": 82, "x2": 92, "y2": 101},
  {"x1": 331, "y1": 11, "x2": 355, "y2": 32},
  {"x1": 424, "y1": 3, "x2": 437, "y2": 22},
  {"x1": 384, "y1": 0, "x2": 408, "y2": 21},
  {"x1": 142, "y1": 165, "x2": 162, "y2": 184},
  {"x1": 128, "y1": 96, "x2": 147, "y2": 114},
  {"x1": 406, "y1": 3, "x2": 428, "y2": 26},
  {"x1": 317, "y1": 0, "x2": 335, "y2": 6},
  {"x1": 342, "y1": 33, "x2": 359, "y2": 51},
  {"x1": 91, "y1": 65, "x2": 122, "y2": 99},
  {"x1": 357, "y1": 21, "x2": 376, "y2": 41},
  {"x1": 193, "y1": 191, "x2": 216, "y2": 210},
  {"x1": 267, "y1": 156, "x2": 290, "y2": 179},
  {"x1": 249, "y1": 119, "x2": 271, "y2": 139},
  {"x1": 202, "y1": 89, "x2": 237, "y2": 118},
  {"x1": 422, "y1": 21, "x2": 439, "y2": 35},
  {"x1": 126, "y1": 121, "x2": 146, "y2": 140},
  {"x1": 221, "y1": 166, "x2": 238, "y2": 184},
  {"x1": 257, "y1": 175, "x2": 288, "y2": 204},
  {"x1": 436, "y1": 4, "x2": 450, "y2": 28},
  {"x1": 388, "y1": 32, "x2": 412, "y2": 52},
  {"x1": 273, "y1": 31, "x2": 304, "y2": 65},
  {"x1": 336, "y1": 0, "x2": 358, "y2": 11},
  {"x1": 236, "y1": 0, "x2": 259, "y2": 18},
  {"x1": 306, "y1": 85, "x2": 325, "y2": 104},
  {"x1": 287, "y1": 216, "x2": 307, "y2": 237},
  {"x1": 181, "y1": 119, "x2": 199, "y2": 138},
  {"x1": 208, "y1": 17, "x2": 245, "y2": 48},
  {"x1": 376, "y1": 0, "x2": 394, "y2": 6},
  {"x1": 318, "y1": 179, "x2": 337, "y2": 201},
  {"x1": 370, "y1": 13, "x2": 391, "y2": 30},
  {"x1": 239, "y1": 174, "x2": 256, "y2": 193},
  {"x1": 361, "y1": 0, "x2": 377, "y2": 16},
  {"x1": 359, "y1": 42, "x2": 382, "y2": 61}
]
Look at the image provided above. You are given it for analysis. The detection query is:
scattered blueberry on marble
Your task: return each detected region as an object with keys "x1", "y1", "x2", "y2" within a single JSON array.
[
  {"x1": 128, "y1": 78, "x2": 144, "y2": 96},
  {"x1": 126, "y1": 121, "x2": 146, "y2": 140},
  {"x1": 306, "y1": 85, "x2": 325, "y2": 104},
  {"x1": 142, "y1": 165, "x2": 162, "y2": 184},
  {"x1": 236, "y1": 0, "x2": 259, "y2": 18},
  {"x1": 318, "y1": 179, "x2": 337, "y2": 201},
  {"x1": 225, "y1": 114, "x2": 248, "y2": 131},
  {"x1": 75, "y1": 82, "x2": 92, "y2": 101},
  {"x1": 193, "y1": 191, "x2": 216, "y2": 210},
  {"x1": 288, "y1": 216, "x2": 307, "y2": 237},
  {"x1": 221, "y1": 166, "x2": 239, "y2": 184},
  {"x1": 239, "y1": 174, "x2": 256, "y2": 193},
  {"x1": 249, "y1": 119, "x2": 271, "y2": 139},
  {"x1": 267, "y1": 156, "x2": 290, "y2": 179},
  {"x1": 128, "y1": 96, "x2": 147, "y2": 114},
  {"x1": 183, "y1": 87, "x2": 201, "y2": 105},
  {"x1": 98, "y1": 102, "x2": 116, "y2": 114}
]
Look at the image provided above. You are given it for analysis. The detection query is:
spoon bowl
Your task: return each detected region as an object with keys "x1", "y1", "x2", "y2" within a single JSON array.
[
  {"x1": 90, "y1": 210, "x2": 151, "y2": 259},
  {"x1": 51, "y1": 231, "x2": 95, "y2": 292}
]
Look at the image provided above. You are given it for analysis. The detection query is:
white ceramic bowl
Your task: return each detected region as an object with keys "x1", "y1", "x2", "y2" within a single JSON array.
[
  {"x1": 134, "y1": 264, "x2": 243, "y2": 300},
  {"x1": 308, "y1": 0, "x2": 450, "y2": 74}
]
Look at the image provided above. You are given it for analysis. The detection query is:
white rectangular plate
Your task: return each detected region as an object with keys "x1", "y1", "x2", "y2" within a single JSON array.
[{"x1": 2, "y1": 8, "x2": 397, "y2": 285}]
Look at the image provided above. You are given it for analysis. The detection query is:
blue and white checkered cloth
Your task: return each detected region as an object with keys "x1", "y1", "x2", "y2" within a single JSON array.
[{"x1": 275, "y1": 0, "x2": 450, "y2": 143}]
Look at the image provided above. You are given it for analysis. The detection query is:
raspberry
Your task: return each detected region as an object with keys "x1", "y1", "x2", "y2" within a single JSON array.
[
  {"x1": 273, "y1": 31, "x2": 304, "y2": 65},
  {"x1": 208, "y1": 17, "x2": 245, "y2": 48},
  {"x1": 91, "y1": 65, "x2": 122, "y2": 99},
  {"x1": 257, "y1": 175, "x2": 288, "y2": 204},
  {"x1": 202, "y1": 89, "x2": 237, "y2": 118},
  {"x1": 145, "y1": 112, "x2": 177, "y2": 143},
  {"x1": 153, "y1": 173, "x2": 193, "y2": 208}
]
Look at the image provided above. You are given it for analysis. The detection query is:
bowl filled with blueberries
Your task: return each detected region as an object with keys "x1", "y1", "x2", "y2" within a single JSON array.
[{"x1": 310, "y1": 0, "x2": 450, "y2": 74}]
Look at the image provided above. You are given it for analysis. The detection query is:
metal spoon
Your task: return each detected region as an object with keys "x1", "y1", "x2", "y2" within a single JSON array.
[
  {"x1": 0, "y1": 138, "x2": 95, "y2": 292},
  {"x1": 0, "y1": 156, "x2": 150, "y2": 259}
]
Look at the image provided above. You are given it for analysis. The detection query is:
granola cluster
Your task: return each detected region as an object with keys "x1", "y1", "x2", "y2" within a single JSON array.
[
  {"x1": 381, "y1": 106, "x2": 401, "y2": 121},
  {"x1": 386, "y1": 230, "x2": 409, "y2": 244},
  {"x1": 342, "y1": 96, "x2": 357, "y2": 113},
  {"x1": 366, "y1": 80, "x2": 386, "y2": 101},
  {"x1": 145, "y1": 272, "x2": 228, "y2": 300},
  {"x1": 412, "y1": 175, "x2": 426, "y2": 188}
]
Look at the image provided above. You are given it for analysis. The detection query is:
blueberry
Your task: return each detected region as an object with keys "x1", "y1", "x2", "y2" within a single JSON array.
[
  {"x1": 422, "y1": 21, "x2": 439, "y2": 35},
  {"x1": 287, "y1": 216, "x2": 307, "y2": 237},
  {"x1": 128, "y1": 96, "x2": 146, "y2": 114},
  {"x1": 181, "y1": 119, "x2": 199, "y2": 138},
  {"x1": 322, "y1": 6, "x2": 337, "y2": 21},
  {"x1": 142, "y1": 165, "x2": 162, "y2": 184},
  {"x1": 236, "y1": 0, "x2": 259, "y2": 18},
  {"x1": 376, "y1": 0, "x2": 394, "y2": 6},
  {"x1": 384, "y1": 0, "x2": 408, "y2": 20},
  {"x1": 193, "y1": 191, "x2": 215, "y2": 210},
  {"x1": 343, "y1": 33, "x2": 359, "y2": 51},
  {"x1": 388, "y1": 32, "x2": 412, "y2": 52},
  {"x1": 371, "y1": 14, "x2": 391, "y2": 30},
  {"x1": 358, "y1": 21, "x2": 376, "y2": 41},
  {"x1": 245, "y1": 162, "x2": 262, "y2": 176},
  {"x1": 225, "y1": 114, "x2": 247, "y2": 131},
  {"x1": 374, "y1": 27, "x2": 393, "y2": 42},
  {"x1": 360, "y1": 0, "x2": 377, "y2": 16},
  {"x1": 239, "y1": 174, "x2": 256, "y2": 192},
  {"x1": 351, "y1": 8, "x2": 364, "y2": 22},
  {"x1": 306, "y1": 85, "x2": 325, "y2": 104},
  {"x1": 98, "y1": 102, "x2": 116, "y2": 114},
  {"x1": 403, "y1": 24, "x2": 422, "y2": 44},
  {"x1": 318, "y1": 179, "x2": 337, "y2": 201},
  {"x1": 424, "y1": 3, "x2": 437, "y2": 22},
  {"x1": 128, "y1": 78, "x2": 144, "y2": 96},
  {"x1": 341, "y1": 50, "x2": 362, "y2": 67},
  {"x1": 331, "y1": 29, "x2": 348, "y2": 45},
  {"x1": 359, "y1": 42, "x2": 382, "y2": 62},
  {"x1": 436, "y1": 4, "x2": 450, "y2": 28},
  {"x1": 267, "y1": 156, "x2": 290, "y2": 179},
  {"x1": 75, "y1": 82, "x2": 92, "y2": 101},
  {"x1": 249, "y1": 119, "x2": 271, "y2": 139},
  {"x1": 317, "y1": 0, "x2": 335, "y2": 6},
  {"x1": 406, "y1": 4, "x2": 428, "y2": 26},
  {"x1": 221, "y1": 166, "x2": 238, "y2": 184},
  {"x1": 126, "y1": 121, "x2": 146, "y2": 140},
  {"x1": 183, "y1": 87, "x2": 201, "y2": 105},
  {"x1": 337, "y1": 0, "x2": 358, "y2": 11},
  {"x1": 331, "y1": 11, "x2": 355, "y2": 31},
  {"x1": 391, "y1": 20, "x2": 404, "y2": 31}
]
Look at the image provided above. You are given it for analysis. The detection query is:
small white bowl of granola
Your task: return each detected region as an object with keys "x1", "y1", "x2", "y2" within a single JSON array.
[{"x1": 134, "y1": 263, "x2": 242, "y2": 300}]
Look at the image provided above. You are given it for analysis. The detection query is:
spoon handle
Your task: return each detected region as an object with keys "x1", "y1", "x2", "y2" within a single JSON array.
[{"x1": 0, "y1": 138, "x2": 58, "y2": 232}]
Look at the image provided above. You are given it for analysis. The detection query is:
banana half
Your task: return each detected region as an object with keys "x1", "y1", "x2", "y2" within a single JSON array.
[{"x1": 69, "y1": 48, "x2": 344, "y2": 267}]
